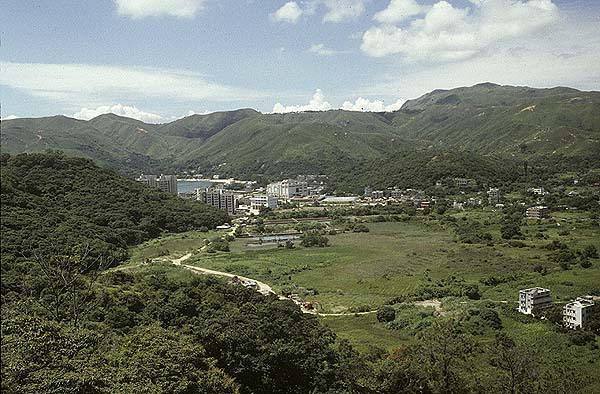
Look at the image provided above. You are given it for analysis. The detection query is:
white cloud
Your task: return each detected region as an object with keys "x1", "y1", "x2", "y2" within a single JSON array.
[
  {"x1": 322, "y1": 0, "x2": 365, "y2": 22},
  {"x1": 1, "y1": 114, "x2": 19, "y2": 120},
  {"x1": 374, "y1": 0, "x2": 427, "y2": 24},
  {"x1": 273, "y1": 89, "x2": 332, "y2": 113},
  {"x1": 0, "y1": 62, "x2": 262, "y2": 107},
  {"x1": 341, "y1": 97, "x2": 404, "y2": 112},
  {"x1": 272, "y1": 89, "x2": 404, "y2": 113},
  {"x1": 72, "y1": 104, "x2": 165, "y2": 123},
  {"x1": 273, "y1": 0, "x2": 365, "y2": 24},
  {"x1": 185, "y1": 109, "x2": 212, "y2": 116},
  {"x1": 271, "y1": 2, "x2": 303, "y2": 23},
  {"x1": 361, "y1": 0, "x2": 559, "y2": 61},
  {"x1": 307, "y1": 43, "x2": 346, "y2": 56},
  {"x1": 114, "y1": 0, "x2": 206, "y2": 18}
]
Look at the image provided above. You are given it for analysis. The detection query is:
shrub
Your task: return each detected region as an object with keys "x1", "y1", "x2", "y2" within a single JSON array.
[
  {"x1": 461, "y1": 284, "x2": 481, "y2": 300},
  {"x1": 582, "y1": 244, "x2": 598, "y2": 259},
  {"x1": 580, "y1": 258, "x2": 592, "y2": 269},
  {"x1": 301, "y1": 232, "x2": 329, "y2": 248},
  {"x1": 377, "y1": 306, "x2": 396, "y2": 323}
]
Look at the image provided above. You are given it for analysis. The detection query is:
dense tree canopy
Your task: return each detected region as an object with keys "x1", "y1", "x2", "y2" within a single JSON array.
[{"x1": 0, "y1": 152, "x2": 229, "y2": 265}]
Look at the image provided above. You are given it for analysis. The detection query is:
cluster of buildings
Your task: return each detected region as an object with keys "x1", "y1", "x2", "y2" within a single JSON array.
[
  {"x1": 136, "y1": 172, "x2": 560, "y2": 221},
  {"x1": 517, "y1": 287, "x2": 596, "y2": 330},
  {"x1": 364, "y1": 187, "x2": 432, "y2": 208},
  {"x1": 136, "y1": 174, "x2": 178, "y2": 194},
  {"x1": 177, "y1": 178, "x2": 315, "y2": 216}
]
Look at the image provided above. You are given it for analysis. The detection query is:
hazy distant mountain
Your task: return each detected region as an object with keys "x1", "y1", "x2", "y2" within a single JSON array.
[{"x1": 2, "y1": 83, "x2": 598, "y2": 181}]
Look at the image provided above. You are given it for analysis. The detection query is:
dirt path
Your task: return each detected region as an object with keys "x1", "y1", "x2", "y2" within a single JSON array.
[
  {"x1": 165, "y1": 252, "x2": 378, "y2": 315},
  {"x1": 318, "y1": 311, "x2": 377, "y2": 317}
]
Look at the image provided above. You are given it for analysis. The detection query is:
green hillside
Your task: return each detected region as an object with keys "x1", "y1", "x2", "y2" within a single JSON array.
[
  {"x1": 393, "y1": 83, "x2": 600, "y2": 156},
  {"x1": 181, "y1": 110, "x2": 415, "y2": 177},
  {"x1": 0, "y1": 151, "x2": 229, "y2": 265},
  {"x1": 1, "y1": 84, "x2": 598, "y2": 182}
]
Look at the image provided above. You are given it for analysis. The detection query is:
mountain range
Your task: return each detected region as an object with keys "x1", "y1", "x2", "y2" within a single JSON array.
[{"x1": 2, "y1": 83, "x2": 599, "y2": 190}]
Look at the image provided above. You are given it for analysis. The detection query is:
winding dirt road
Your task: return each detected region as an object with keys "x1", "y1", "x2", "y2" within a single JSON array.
[{"x1": 167, "y1": 252, "x2": 377, "y2": 316}]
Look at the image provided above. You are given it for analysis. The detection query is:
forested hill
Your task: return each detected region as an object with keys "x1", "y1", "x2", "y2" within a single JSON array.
[
  {"x1": 0, "y1": 151, "x2": 229, "y2": 265},
  {"x1": 2, "y1": 84, "x2": 598, "y2": 181}
]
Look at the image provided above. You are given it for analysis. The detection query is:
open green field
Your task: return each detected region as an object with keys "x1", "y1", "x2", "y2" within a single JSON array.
[
  {"x1": 130, "y1": 216, "x2": 599, "y2": 313},
  {"x1": 128, "y1": 211, "x2": 599, "y2": 362}
]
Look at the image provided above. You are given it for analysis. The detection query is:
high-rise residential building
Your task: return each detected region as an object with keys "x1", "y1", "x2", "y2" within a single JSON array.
[
  {"x1": 563, "y1": 297, "x2": 595, "y2": 329},
  {"x1": 136, "y1": 174, "x2": 158, "y2": 188},
  {"x1": 518, "y1": 287, "x2": 552, "y2": 315},
  {"x1": 157, "y1": 175, "x2": 178, "y2": 194},
  {"x1": 198, "y1": 188, "x2": 236, "y2": 215},
  {"x1": 137, "y1": 174, "x2": 177, "y2": 194},
  {"x1": 266, "y1": 179, "x2": 308, "y2": 199}
]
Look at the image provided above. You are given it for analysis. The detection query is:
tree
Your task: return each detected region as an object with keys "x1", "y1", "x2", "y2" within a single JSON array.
[
  {"x1": 487, "y1": 334, "x2": 540, "y2": 394},
  {"x1": 501, "y1": 222, "x2": 522, "y2": 240},
  {"x1": 416, "y1": 319, "x2": 475, "y2": 394},
  {"x1": 30, "y1": 244, "x2": 111, "y2": 326},
  {"x1": 301, "y1": 231, "x2": 329, "y2": 247},
  {"x1": 111, "y1": 325, "x2": 239, "y2": 394},
  {"x1": 377, "y1": 305, "x2": 396, "y2": 323},
  {"x1": 581, "y1": 244, "x2": 598, "y2": 259}
]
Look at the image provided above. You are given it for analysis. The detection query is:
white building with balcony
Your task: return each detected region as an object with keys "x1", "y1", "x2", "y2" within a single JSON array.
[
  {"x1": 563, "y1": 297, "x2": 595, "y2": 329},
  {"x1": 518, "y1": 287, "x2": 552, "y2": 315}
]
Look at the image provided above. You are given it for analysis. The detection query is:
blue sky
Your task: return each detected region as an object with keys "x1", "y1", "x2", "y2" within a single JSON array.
[{"x1": 1, "y1": 0, "x2": 599, "y2": 122}]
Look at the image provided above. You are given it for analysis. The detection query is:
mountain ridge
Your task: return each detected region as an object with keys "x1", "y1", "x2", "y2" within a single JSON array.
[{"x1": 2, "y1": 83, "x2": 599, "y2": 184}]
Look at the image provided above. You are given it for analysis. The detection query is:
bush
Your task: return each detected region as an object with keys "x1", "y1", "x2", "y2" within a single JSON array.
[
  {"x1": 552, "y1": 249, "x2": 575, "y2": 264},
  {"x1": 352, "y1": 224, "x2": 370, "y2": 233},
  {"x1": 301, "y1": 232, "x2": 329, "y2": 248},
  {"x1": 377, "y1": 306, "x2": 396, "y2": 323},
  {"x1": 461, "y1": 284, "x2": 481, "y2": 300},
  {"x1": 582, "y1": 244, "x2": 599, "y2": 259},
  {"x1": 580, "y1": 258, "x2": 592, "y2": 269}
]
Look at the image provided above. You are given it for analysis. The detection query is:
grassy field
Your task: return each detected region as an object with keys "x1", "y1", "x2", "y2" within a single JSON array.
[{"x1": 128, "y1": 211, "x2": 599, "y2": 365}]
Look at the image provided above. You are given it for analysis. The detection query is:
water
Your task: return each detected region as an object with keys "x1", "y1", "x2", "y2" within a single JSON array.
[
  {"x1": 249, "y1": 234, "x2": 302, "y2": 242},
  {"x1": 245, "y1": 234, "x2": 302, "y2": 247},
  {"x1": 177, "y1": 180, "x2": 213, "y2": 193},
  {"x1": 246, "y1": 242, "x2": 278, "y2": 247}
]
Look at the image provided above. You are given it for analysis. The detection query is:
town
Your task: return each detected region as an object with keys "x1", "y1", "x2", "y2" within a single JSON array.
[{"x1": 136, "y1": 172, "x2": 598, "y2": 331}]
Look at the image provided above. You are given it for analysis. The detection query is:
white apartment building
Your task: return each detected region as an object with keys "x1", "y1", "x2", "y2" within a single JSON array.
[
  {"x1": 518, "y1": 287, "x2": 552, "y2": 315},
  {"x1": 266, "y1": 179, "x2": 308, "y2": 199},
  {"x1": 563, "y1": 297, "x2": 595, "y2": 329},
  {"x1": 249, "y1": 195, "x2": 278, "y2": 215},
  {"x1": 198, "y1": 188, "x2": 236, "y2": 215}
]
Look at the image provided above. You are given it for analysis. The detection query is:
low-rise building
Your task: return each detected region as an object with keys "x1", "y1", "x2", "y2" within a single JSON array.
[
  {"x1": 455, "y1": 178, "x2": 476, "y2": 188},
  {"x1": 563, "y1": 297, "x2": 595, "y2": 329},
  {"x1": 267, "y1": 179, "x2": 308, "y2": 199},
  {"x1": 487, "y1": 187, "x2": 501, "y2": 204},
  {"x1": 518, "y1": 287, "x2": 552, "y2": 315},
  {"x1": 528, "y1": 187, "x2": 546, "y2": 196},
  {"x1": 526, "y1": 206, "x2": 550, "y2": 219},
  {"x1": 391, "y1": 188, "x2": 404, "y2": 199},
  {"x1": 249, "y1": 195, "x2": 278, "y2": 215},
  {"x1": 371, "y1": 190, "x2": 385, "y2": 199}
]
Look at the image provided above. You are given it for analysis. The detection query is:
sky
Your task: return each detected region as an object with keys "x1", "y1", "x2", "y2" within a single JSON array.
[{"x1": 1, "y1": 0, "x2": 599, "y2": 123}]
